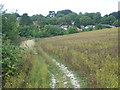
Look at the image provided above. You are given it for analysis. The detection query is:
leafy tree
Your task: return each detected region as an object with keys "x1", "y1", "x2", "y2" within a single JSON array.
[
  {"x1": 2, "y1": 11, "x2": 22, "y2": 86},
  {"x1": 109, "y1": 11, "x2": 120, "y2": 19},
  {"x1": 67, "y1": 27, "x2": 79, "y2": 34},
  {"x1": 38, "y1": 17, "x2": 49, "y2": 26},
  {"x1": 2, "y1": 14, "x2": 18, "y2": 43},
  {"x1": 100, "y1": 16, "x2": 116, "y2": 25},
  {"x1": 93, "y1": 12, "x2": 101, "y2": 24},
  {"x1": 95, "y1": 24, "x2": 103, "y2": 30},
  {"x1": 80, "y1": 16, "x2": 94, "y2": 26},
  {"x1": 74, "y1": 16, "x2": 81, "y2": 28},
  {"x1": 67, "y1": 13, "x2": 77, "y2": 21},
  {"x1": 57, "y1": 13, "x2": 77, "y2": 25},
  {"x1": 84, "y1": 12, "x2": 95, "y2": 19},
  {"x1": 66, "y1": 13, "x2": 78, "y2": 25},
  {"x1": 56, "y1": 9, "x2": 73, "y2": 15},
  {"x1": 48, "y1": 11, "x2": 56, "y2": 17},
  {"x1": 43, "y1": 25, "x2": 65, "y2": 36},
  {"x1": 56, "y1": 14, "x2": 64, "y2": 17},
  {"x1": 118, "y1": 11, "x2": 120, "y2": 19},
  {"x1": 18, "y1": 25, "x2": 37, "y2": 37},
  {"x1": 15, "y1": 13, "x2": 20, "y2": 17},
  {"x1": 74, "y1": 14, "x2": 84, "y2": 28},
  {"x1": 83, "y1": 12, "x2": 101, "y2": 24},
  {"x1": 31, "y1": 14, "x2": 44, "y2": 21},
  {"x1": 63, "y1": 15, "x2": 72, "y2": 25},
  {"x1": 49, "y1": 17, "x2": 59, "y2": 25},
  {"x1": 79, "y1": 12, "x2": 83, "y2": 16},
  {"x1": 19, "y1": 13, "x2": 33, "y2": 26},
  {"x1": 57, "y1": 17, "x2": 67, "y2": 25},
  {"x1": 112, "y1": 20, "x2": 120, "y2": 27}
]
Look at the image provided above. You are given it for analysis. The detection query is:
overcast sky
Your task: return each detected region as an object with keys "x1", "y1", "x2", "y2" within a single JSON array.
[{"x1": 0, "y1": 0, "x2": 119, "y2": 16}]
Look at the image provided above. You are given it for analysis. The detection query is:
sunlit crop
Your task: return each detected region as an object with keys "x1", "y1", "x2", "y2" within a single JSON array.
[{"x1": 36, "y1": 27, "x2": 118, "y2": 88}]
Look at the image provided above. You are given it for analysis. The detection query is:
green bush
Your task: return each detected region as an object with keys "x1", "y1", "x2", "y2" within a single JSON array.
[
  {"x1": 67, "y1": 27, "x2": 79, "y2": 34},
  {"x1": 112, "y1": 20, "x2": 120, "y2": 27},
  {"x1": 42, "y1": 25, "x2": 65, "y2": 36},
  {"x1": 18, "y1": 25, "x2": 38, "y2": 37},
  {"x1": 95, "y1": 24, "x2": 103, "y2": 30},
  {"x1": 2, "y1": 40, "x2": 22, "y2": 85}
]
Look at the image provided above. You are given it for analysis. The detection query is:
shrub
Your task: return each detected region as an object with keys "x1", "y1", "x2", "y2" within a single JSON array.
[
  {"x1": 42, "y1": 25, "x2": 65, "y2": 36},
  {"x1": 67, "y1": 27, "x2": 79, "y2": 34},
  {"x1": 2, "y1": 39, "x2": 22, "y2": 85},
  {"x1": 95, "y1": 24, "x2": 103, "y2": 30},
  {"x1": 18, "y1": 25, "x2": 40, "y2": 38}
]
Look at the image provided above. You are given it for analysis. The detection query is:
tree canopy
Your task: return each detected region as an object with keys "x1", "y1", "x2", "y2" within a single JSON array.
[
  {"x1": 56, "y1": 9, "x2": 73, "y2": 15},
  {"x1": 19, "y1": 13, "x2": 33, "y2": 26}
]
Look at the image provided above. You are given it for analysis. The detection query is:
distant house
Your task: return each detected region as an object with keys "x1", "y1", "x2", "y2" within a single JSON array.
[
  {"x1": 76, "y1": 27, "x2": 83, "y2": 31},
  {"x1": 80, "y1": 25, "x2": 84, "y2": 28},
  {"x1": 85, "y1": 25, "x2": 95, "y2": 29},
  {"x1": 101, "y1": 24, "x2": 115, "y2": 28},
  {"x1": 60, "y1": 25, "x2": 69, "y2": 30},
  {"x1": 60, "y1": 25, "x2": 83, "y2": 31},
  {"x1": 80, "y1": 25, "x2": 85, "y2": 30}
]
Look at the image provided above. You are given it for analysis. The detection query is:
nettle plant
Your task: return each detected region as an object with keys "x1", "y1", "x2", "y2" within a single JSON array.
[{"x1": 2, "y1": 40, "x2": 22, "y2": 78}]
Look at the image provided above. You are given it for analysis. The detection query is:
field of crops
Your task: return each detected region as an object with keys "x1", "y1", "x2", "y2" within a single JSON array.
[{"x1": 36, "y1": 27, "x2": 118, "y2": 88}]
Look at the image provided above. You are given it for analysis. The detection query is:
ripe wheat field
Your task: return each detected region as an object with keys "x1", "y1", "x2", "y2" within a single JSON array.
[{"x1": 36, "y1": 27, "x2": 118, "y2": 88}]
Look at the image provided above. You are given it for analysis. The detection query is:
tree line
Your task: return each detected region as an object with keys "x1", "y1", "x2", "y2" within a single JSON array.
[
  {"x1": 11, "y1": 9, "x2": 119, "y2": 38},
  {"x1": 2, "y1": 9, "x2": 120, "y2": 41},
  {"x1": 30, "y1": 9, "x2": 119, "y2": 27}
]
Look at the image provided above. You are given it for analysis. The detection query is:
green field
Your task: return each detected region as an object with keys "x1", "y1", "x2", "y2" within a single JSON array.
[
  {"x1": 35, "y1": 27, "x2": 118, "y2": 88},
  {"x1": 4, "y1": 27, "x2": 118, "y2": 88}
]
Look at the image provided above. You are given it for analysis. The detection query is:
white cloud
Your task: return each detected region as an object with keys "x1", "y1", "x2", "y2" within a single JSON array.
[{"x1": 0, "y1": 0, "x2": 119, "y2": 16}]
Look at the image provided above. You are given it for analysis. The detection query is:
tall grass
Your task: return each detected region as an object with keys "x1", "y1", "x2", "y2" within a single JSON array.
[
  {"x1": 4, "y1": 48, "x2": 50, "y2": 88},
  {"x1": 36, "y1": 27, "x2": 118, "y2": 88}
]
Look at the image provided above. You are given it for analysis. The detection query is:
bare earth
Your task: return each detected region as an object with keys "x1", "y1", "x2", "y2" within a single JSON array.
[{"x1": 20, "y1": 39, "x2": 35, "y2": 49}]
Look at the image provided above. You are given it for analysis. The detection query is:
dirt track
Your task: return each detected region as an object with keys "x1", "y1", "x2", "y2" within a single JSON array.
[
  {"x1": 20, "y1": 39, "x2": 81, "y2": 88},
  {"x1": 20, "y1": 39, "x2": 35, "y2": 49}
]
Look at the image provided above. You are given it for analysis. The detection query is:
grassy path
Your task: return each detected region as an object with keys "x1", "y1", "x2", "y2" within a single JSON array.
[
  {"x1": 20, "y1": 39, "x2": 87, "y2": 88},
  {"x1": 51, "y1": 59, "x2": 80, "y2": 88},
  {"x1": 34, "y1": 40, "x2": 88, "y2": 88}
]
